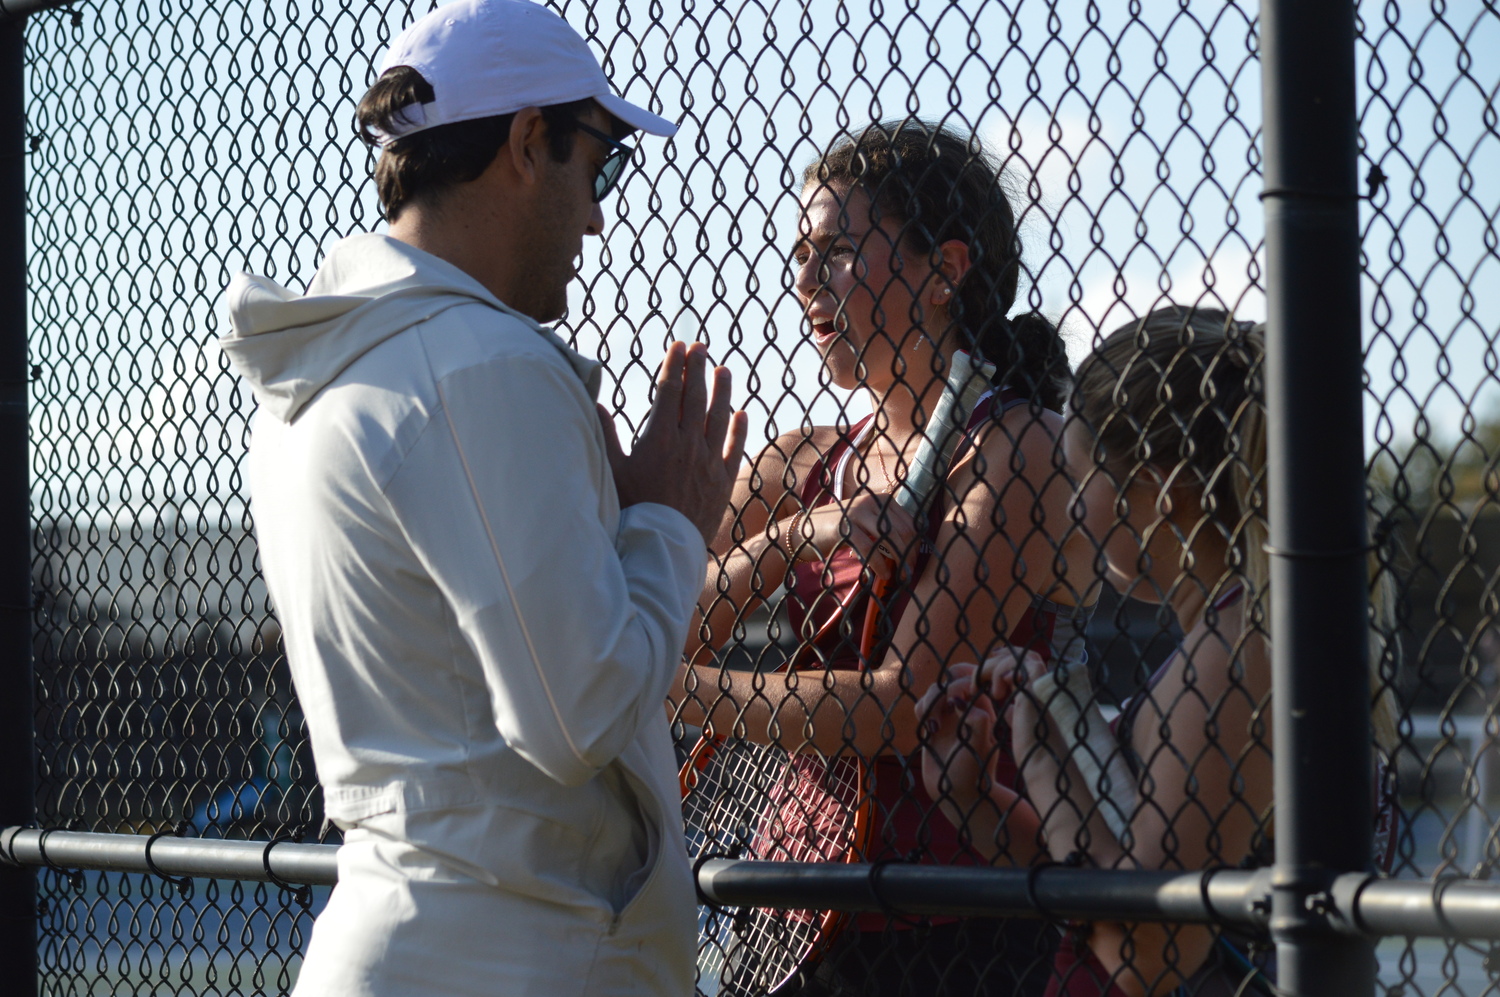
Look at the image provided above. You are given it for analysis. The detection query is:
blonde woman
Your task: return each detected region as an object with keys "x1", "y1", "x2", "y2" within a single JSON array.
[{"x1": 918, "y1": 306, "x2": 1398, "y2": 997}]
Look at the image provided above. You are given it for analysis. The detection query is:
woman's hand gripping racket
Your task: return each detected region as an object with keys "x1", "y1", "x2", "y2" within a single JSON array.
[{"x1": 681, "y1": 350, "x2": 997, "y2": 997}]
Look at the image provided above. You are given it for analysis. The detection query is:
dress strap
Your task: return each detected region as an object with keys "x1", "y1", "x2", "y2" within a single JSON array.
[
  {"x1": 799, "y1": 414, "x2": 875, "y2": 508},
  {"x1": 804, "y1": 386, "x2": 1038, "y2": 510},
  {"x1": 938, "y1": 386, "x2": 1040, "y2": 481}
]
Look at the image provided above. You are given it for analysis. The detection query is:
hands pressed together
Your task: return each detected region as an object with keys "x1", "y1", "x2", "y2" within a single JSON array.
[
  {"x1": 596, "y1": 340, "x2": 920, "y2": 579},
  {"x1": 597, "y1": 341, "x2": 749, "y2": 545}
]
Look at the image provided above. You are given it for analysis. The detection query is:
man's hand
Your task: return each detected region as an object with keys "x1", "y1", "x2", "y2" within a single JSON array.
[{"x1": 598, "y1": 341, "x2": 749, "y2": 545}]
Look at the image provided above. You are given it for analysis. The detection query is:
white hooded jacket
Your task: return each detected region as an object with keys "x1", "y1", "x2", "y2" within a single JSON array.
[{"x1": 220, "y1": 233, "x2": 703, "y2": 996}]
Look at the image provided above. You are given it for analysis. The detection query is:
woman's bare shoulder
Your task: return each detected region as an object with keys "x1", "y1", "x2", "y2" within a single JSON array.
[
  {"x1": 986, "y1": 402, "x2": 1065, "y2": 453},
  {"x1": 747, "y1": 424, "x2": 846, "y2": 490},
  {"x1": 953, "y1": 403, "x2": 1067, "y2": 492},
  {"x1": 1160, "y1": 601, "x2": 1269, "y2": 699}
]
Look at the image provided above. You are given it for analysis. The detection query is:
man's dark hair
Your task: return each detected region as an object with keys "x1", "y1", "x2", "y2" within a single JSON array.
[{"x1": 356, "y1": 66, "x2": 593, "y2": 221}]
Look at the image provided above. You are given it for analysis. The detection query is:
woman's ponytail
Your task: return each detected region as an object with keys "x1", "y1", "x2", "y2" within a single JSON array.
[{"x1": 990, "y1": 311, "x2": 1069, "y2": 412}]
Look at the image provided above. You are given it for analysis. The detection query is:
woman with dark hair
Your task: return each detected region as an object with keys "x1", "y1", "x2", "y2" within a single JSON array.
[{"x1": 671, "y1": 119, "x2": 1084, "y2": 996}]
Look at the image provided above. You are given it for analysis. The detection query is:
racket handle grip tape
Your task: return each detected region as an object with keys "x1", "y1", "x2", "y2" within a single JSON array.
[
  {"x1": 859, "y1": 350, "x2": 997, "y2": 660},
  {"x1": 889, "y1": 350, "x2": 998, "y2": 519}
]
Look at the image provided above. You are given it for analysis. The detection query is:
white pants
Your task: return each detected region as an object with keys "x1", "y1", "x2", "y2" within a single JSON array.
[{"x1": 293, "y1": 827, "x2": 692, "y2": 997}]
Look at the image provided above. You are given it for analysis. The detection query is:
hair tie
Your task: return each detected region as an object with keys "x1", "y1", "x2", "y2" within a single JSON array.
[
  {"x1": 1217, "y1": 347, "x2": 1253, "y2": 372},
  {"x1": 1217, "y1": 323, "x2": 1261, "y2": 372}
]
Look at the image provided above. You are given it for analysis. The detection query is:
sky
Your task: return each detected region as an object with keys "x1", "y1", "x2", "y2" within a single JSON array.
[{"x1": 18, "y1": 0, "x2": 1499, "y2": 542}]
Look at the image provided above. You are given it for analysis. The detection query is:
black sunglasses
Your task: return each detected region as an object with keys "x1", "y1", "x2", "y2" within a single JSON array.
[{"x1": 573, "y1": 120, "x2": 635, "y2": 203}]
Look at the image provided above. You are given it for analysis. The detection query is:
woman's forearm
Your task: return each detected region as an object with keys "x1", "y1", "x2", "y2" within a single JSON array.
[
  {"x1": 1086, "y1": 922, "x2": 1218, "y2": 997},
  {"x1": 686, "y1": 530, "x2": 792, "y2": 664},
  {"x1": 932, "y1": 782, "x2": 1045, "y2": 865},
  {"x1": 671, "y1": 662, "x2": 917, "y2": 756},
  {"x1": 1014, "y1": 698, "x2": 1130, "y2": 867}
]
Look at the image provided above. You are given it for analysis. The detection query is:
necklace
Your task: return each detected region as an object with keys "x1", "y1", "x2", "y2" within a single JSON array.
[{"x1": 860, "y1": 431, "x2": 897, "y2": 493}]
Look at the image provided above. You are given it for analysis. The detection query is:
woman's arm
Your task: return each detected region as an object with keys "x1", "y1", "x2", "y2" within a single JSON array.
[
  {"x1": 674, "y1": 426, "x2": 917, "y2": 756},
  {"x1": 685, "y1": 427, "x2": 913, "y2": 660},
  {"x1": 1113, "y1": 616, "x2": 1272, "y2": 871},
  {"x1": 1008, "y1": 613, "x2": 1271, "y2": 867},
  {"x1": 883, "y1": 404, "x2": 1080, "y2": 750},
  {"x1": 1006, "y1": 661, "x2": 1131, "y2": 866},
  {"x1": 683, "y1": 431, "x2": 806, "y2": 667},
  {"x1": 676, "y1": 404, "x2": 1076, "y2": 760},
  {"x1": 915, "y1": 649, "x2": 1114, "y2": 867},
  {"x1": 673, "y1": 657, "x2": 911, "y2": 756},
  {"x1": 1009, "y1": 611, "x2": 1273, "y2": 995}
]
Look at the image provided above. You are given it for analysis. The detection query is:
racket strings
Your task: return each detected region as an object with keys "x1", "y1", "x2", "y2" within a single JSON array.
[{"x1": 685, "y1": 740, "x2": 864, "y2": 994}]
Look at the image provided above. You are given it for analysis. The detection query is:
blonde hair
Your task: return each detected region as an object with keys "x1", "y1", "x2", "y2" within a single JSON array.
[{"x1": 1072, "y1": 304, "x2": 1397, "y2": 750}]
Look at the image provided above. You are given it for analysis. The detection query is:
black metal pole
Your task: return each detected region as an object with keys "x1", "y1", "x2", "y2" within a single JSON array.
[
  {"x1": 0, "y1": 11, "x2": 31, "y2": 997},
  {"x1": 1260, "y1": 1, "x2": 1374, "y2": 995}
]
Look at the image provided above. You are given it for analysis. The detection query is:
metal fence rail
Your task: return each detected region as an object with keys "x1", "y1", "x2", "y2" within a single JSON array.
[
  {"x1": 0, "y1": 828, "x2": 339, "y2": 888},
  {"x1": 3, "y1": 0, "x2": 1499, "y2": 994},
  {"x1": 11, "y1": 830, "x2": 1500, "y2": 943}
]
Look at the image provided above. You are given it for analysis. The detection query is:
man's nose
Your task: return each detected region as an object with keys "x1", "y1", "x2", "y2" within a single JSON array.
[{"x1": 585, "y1": 201, "x2": 605, "y2": 237}]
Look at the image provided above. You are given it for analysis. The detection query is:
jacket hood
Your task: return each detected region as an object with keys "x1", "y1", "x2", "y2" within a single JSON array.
[{"x1": 220, "y1": 233, "x2": 603, "y2": 421}]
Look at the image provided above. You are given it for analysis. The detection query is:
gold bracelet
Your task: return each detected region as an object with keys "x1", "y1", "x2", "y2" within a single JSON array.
[{"x1": 783, "y1": 509, "x2": 804, "y2": 562}]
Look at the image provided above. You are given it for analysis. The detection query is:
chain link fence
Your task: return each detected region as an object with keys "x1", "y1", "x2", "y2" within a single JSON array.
[{"x1": 6, "y1": 0, "x2": 1499, "y2": 993}]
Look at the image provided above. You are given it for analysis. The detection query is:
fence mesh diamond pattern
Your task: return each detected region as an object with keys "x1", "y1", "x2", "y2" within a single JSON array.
[{"x1": 15, "y1": 0, "x2": 1500, "y2": 993}]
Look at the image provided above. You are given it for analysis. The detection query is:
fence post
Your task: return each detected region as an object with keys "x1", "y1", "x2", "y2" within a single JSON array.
[
  {"x1": 0, "y1": 10, "x2": 34, "y2": 997},
  {"x1": 1260, "y1": 1, "x2": 1374, "y2": 995}
]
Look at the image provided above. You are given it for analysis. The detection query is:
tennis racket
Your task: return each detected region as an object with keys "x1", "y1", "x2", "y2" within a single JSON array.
[{"x1": 683, "y1": 350, "x2": 997, "y2": 997}]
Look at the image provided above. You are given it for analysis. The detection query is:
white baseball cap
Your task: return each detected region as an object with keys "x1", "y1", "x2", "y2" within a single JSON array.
[{"x1": 371, "y1": 0, "x2": 676, "y2": 146}]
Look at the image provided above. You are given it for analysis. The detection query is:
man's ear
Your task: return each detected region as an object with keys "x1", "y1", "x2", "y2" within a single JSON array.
[
  {"x1": 504, "y1": 107, "x2": 549, "y2": 187},
  {"x1": 928, "y1": 239, "x2": 973, "y2": 305}
]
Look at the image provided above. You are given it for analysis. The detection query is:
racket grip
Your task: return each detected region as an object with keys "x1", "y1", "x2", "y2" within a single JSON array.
[
  {"x1": 1016, "y1": 599, "x2": 1137, "y2": 840},
  {"x1": 891, "y1": 350, "x2": 997, "y2": 518}
]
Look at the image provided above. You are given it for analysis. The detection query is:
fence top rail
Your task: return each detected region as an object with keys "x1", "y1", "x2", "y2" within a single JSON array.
[
  {"x1": 0, "y1": 826, "x2": 340, "y2": 887},
  {"x1": 701, "y1": 860, "x2": 1500, "y2": 941},
  {"x1": 6, "y1": 828, "x2": 1500, "y2": 942}
]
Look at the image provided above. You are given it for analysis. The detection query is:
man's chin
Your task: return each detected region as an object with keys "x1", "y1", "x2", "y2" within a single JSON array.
[{"x1": 525, "y1": 289, "x2": 570, "y2": 325}]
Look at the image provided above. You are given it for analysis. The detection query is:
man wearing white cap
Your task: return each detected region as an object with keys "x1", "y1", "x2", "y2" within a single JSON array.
[{"x1": 218, "y1": 2, "x2": 746, "y2": 994}]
